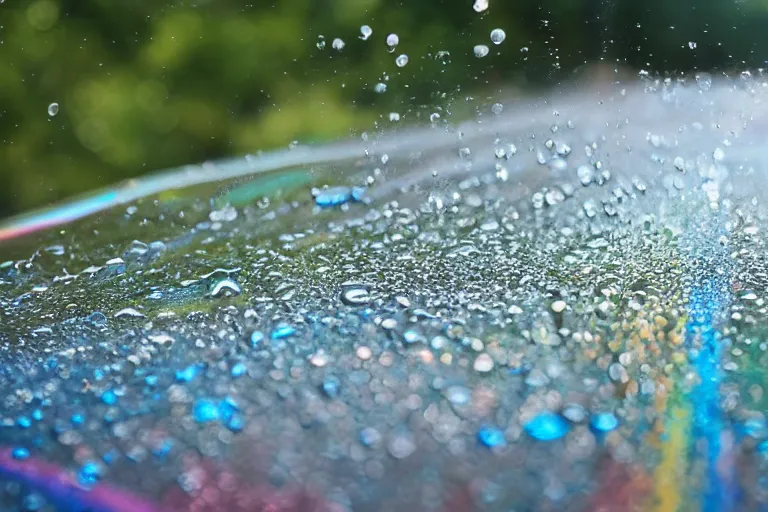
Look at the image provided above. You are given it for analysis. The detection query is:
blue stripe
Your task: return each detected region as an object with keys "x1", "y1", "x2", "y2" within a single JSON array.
[{"x1": 686, "y1": 278, "x2": 736, "y2": 512}]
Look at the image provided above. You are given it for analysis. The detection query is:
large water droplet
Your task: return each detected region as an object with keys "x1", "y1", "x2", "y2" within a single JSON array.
[
  {"x1": 395, "y1": 54, "x2": 409, "y2": 67},
  {"x1": 490, "y1": 28, "x2": 506, "y2": 45},
  {"x1": 47, "y1": 102, "x2": 59, "y2": 117}
]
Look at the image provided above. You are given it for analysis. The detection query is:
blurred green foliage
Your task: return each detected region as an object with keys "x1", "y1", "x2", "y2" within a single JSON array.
[{"x1": 2, "y1": 0, "x2": 768, "y2": 216}]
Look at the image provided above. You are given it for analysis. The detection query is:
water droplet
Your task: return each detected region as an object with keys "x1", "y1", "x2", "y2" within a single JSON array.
[
  {"x1": 473, "y1": 0, "x2": 489, "y2": 12},
  {"x1": 474, "y1": 353, "x2": 494, "y2": 373},
  {"x1": 395, "y1": 54, "x2": 409, "y2": 67},
  {"x1": 360, "y1": 427, "x2": 382, "y2": 447},
  {"x1": 322, "y1": 375, "x2": 341, "y2": 398},
  {"x1": 474, "y1": 44, "x2": 490, "y2": 58},
  {"x1": 403, "y1": 330, "x2": 423, "y2": 344},
  {"x1": 271, "y1": 323, "x2": 295, "y2": 340},
  {"x1": 360, "y1": 25, "x2": 373, "y2": 40},
  {"x1": 193, "y1": 399, "x2": 220, "y2": 423},
  {"x1": 490, "y1": 28, "x2": 506, "y2": 45},
  {"x1": 696, "y1": 73, "x2": 712, "y2": 91},
  {"x1": 113, "y1": 307, "x2": 145, "y2": 319},
  {"x1": 590, "y1": 412, "x2": 619, "y2": 433},
  {"x1": 176, "y1": 364, "x2": 203, "y2": 383},
  {"x1": 341, "y1": 284, "x2": 371, "y2": 306},
  {"x1": 101, "y1": 390, "x2": 117, "y2": 405},
  {"x1": 316, "y1": 35, "x2": 326, "y2": 50},
  {"x1": 386, "y1": 33, "x2": 399, "y2": 49},
  {"x1": 491, "y1": 103, "x2": 503, "y2": 115},
  {"x1": 250, "y1": 330, "x2": 265, "y2": 347},
  {"x1": 78, "y1": 462, "x2": 102, "y2": 487},
  {"x1": 561, "y1": 404, "x2": 587, "y2": 423},
  {"x1": 231, "y1": 362, "x2": 247, "y2": 378},
  {"x1": 314, "y1": 186, "x2": 352, "y2": 207},
  {"x1": 374, "y1": 82, "x2": 387, "y2": 94},
  {"x1": 47, "y1": 102, "x2": 59, "y2": 117},
  {"x1": 577, "y1": 165, "x2": 594, "y2": 186},
  {"x1": 524, "y1": 412, "x2": 570, "y2": 441},
  {"x1": 387, "y1": 431, "x2": 417, "y2": 459},
  {"x1": 551, "y1": 300, "x2": 567, "y2": 313},
  {"x1": 11, "y1": 447, "x2": 30, "y2": 460},
  {"x1": 688, "y1": 41, "x2": 697, "y2": 50},
  {"x1": 209, "y1": 277, "x2": 241, "y2": 298},
  {"x1": 389, "y1": 112, "x2": 401, "y2": 122},
  {"x1": 381, "y1": 318, "x2": 398, "y2": 330},
  {"x1": 477, "y1": 426, "x2": 506, "y2": 448},
  {"x1": 332, "y1": 38, "x2": 345, "y2": 51}
]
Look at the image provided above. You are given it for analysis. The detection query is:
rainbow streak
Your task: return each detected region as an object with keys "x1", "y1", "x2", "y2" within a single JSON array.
[
  {"x1": 0, "y1": 449, "x2": 161, "y2": 512},
  {"x1": 653, "y1": 402, "x2": 689, "y2": 512},
  {"x1": 0, "y1": 141, "x2": 369, "y2": 243},
  {"x1": 686, "y1": 278, "x2": 737, "y2": 512}
]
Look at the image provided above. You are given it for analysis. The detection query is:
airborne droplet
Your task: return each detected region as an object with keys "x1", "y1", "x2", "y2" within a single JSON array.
[{"x1": 474, "y1": 45, "x2": 490, "y2": 58}]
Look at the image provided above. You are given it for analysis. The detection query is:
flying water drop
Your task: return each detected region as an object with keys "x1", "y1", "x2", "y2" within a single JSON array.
[
  {"x1": 473, "y1": 45, "x2": 489, "y2": 58},
  {"x1": 332, "y1": 38, "x2": 345, "y2": 51},
  {"x1": 490, "y1": 28, "x2": 506, "y2": 45}
]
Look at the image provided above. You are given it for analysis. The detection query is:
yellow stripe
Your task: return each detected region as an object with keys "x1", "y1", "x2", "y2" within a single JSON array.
[{"x1": 652, "y1": 404, "x2": 689, "y2": 512}]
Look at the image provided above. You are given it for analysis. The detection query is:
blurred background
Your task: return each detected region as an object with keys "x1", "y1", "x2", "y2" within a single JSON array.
[{"x1": 1, "y1": 0, "x2": 768, "y2": 217}]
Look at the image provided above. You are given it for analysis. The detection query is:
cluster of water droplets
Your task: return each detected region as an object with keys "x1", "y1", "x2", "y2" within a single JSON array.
[{"x1": 4, "y1": 76, "x2": 768, "y2": 508}]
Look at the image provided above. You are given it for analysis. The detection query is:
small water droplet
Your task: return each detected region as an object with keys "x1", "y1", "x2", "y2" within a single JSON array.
[
  {"x1": 374, "y1": 82, "x2": 387, "y2": 94},
  {"x1": 114, "y1": 307, "x2": 145, "y2": 319},
  {"x1": 477, "y1": 426, "x2": 506, "y2": 448},
  {"x1": 341, "y1": 284, "x2": 371, "y2": 306},
  {"x1": 316, "y1": 35, "x2": 326, "y2": 50},
  {"x1": 386, "y1": 33, "x2": 399, "y2": 48},
  {"x1": 209, "y1": 277, "x2": 241, "y2": 298},
  {"x1": 688, "y1": 41, "x2": 697, "y2": 50},
  {"x1": 332, "y1": 38, "x2": 345, "y2": 51},
  {"x1": 395, "y1": 54, "x2": 409, "y2": 67},
  {"x1": 589, "y1": 412, "x2": 619, "y2": 433},
  {"x1": 250, "y1": 330, "x2": 265, "y2": 347},
  {"x1": 387, "y1": 431, "x2": 416, "y2": 459},
  {"x1": 271, "y1": 323, "x2": 295, "y2": 340},
  {"x1": 360, "y1": 25, "x2": 373, "y2": 41},
  {"x1": 47, "y1": 103, "x2": 59, "y2": 117}
]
